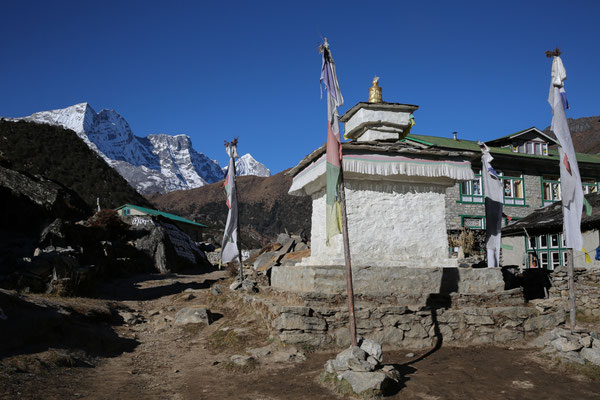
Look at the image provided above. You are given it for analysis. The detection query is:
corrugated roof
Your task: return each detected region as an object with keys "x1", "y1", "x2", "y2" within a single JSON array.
[
  {"x1": 502, "y1": 192, "x2": 600, "y2": 236},
  {"x1": 116, "y1": 204, "x2": 207, "y2": 227},
  {"x1": 404, "y1": 134, "x2": 600, "y2": 164}
]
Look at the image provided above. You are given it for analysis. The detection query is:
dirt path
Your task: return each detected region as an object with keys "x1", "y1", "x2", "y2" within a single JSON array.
[{"x1": 2, "y1": 271, "x2": 600, "y2": 400}]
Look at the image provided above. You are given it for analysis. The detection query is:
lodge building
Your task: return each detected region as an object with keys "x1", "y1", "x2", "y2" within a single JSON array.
[{"x1": 402, "y1": 127, "x2": 600, "y2": 234}]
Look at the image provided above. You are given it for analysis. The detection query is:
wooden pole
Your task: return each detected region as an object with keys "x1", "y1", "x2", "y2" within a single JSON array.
[
  {"x1": 233, "y1": 157, "x2": 244, "y2": 283},
  {"x1": 338, "y1": 169, "x2": 358, "y2": 347},
  {"x1": 229, "y1": 138, "x2": 244, "y2": 282},
  {"x1": 567, "y1": 248, "x2": 576, "y2": 329}
]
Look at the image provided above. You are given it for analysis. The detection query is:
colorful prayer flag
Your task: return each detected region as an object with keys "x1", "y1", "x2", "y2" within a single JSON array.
[
  {"x1": 548, "y1": 55, "x2": 584, "y2": 251},
  {"x1": 319, "y1": 39, "x2": 344, "y2": 244}
]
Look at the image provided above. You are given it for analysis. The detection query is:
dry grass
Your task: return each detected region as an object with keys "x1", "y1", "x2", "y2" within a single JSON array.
[
  {"x1": 556, "y1": 358, "x2": 600, "y2": 381},
  {"x1": 207, "y1": 328, "x2": 245, "y2": 352},
  {"x1": 221, "y1": 358, "x2": 258, "y2": 374}
]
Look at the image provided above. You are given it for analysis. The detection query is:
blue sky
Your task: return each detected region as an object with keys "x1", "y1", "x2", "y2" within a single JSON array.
[{"x1": 1, "y1": 1, "x2": 599, "y2": 174}]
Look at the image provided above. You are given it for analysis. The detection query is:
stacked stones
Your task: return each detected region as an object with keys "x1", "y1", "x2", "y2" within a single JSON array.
[
  {"x1": 550, "y1": 266, "x2": 600, "y2": 318},
  {"x1": 544, "y1": 327, "x2": 600, "y2": 365},
  {"x1": 323, "y1": 339, "x2": 399, "y2": 396},
  {"x1": 242, "y1": 291, "x2": 565, "y2": 349}
]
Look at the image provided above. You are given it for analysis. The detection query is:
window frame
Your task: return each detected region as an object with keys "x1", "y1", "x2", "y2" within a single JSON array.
[
  {"x1": 460, "y1": 215, "x2": 485, "y2": 230},
  {"x1": 541, "y1": 176, "x2": 561, "y2": 206},
  {"x1": 498, "y1": 171, "x2": 525, "y2": 206},
  {"x1": 459, "y1": 170, "x2": 484, "y2": 203}
]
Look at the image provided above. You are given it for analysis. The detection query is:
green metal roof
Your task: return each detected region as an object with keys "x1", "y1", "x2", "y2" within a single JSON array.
[
  {"x1": 116, "y1": 204, "x2": 207, "y2": 227},
  {"x1": 404, "y1": 134, "x2": 600, "y2": 164}
]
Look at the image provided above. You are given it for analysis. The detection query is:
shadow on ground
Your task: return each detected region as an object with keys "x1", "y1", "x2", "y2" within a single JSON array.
[
  {"x1": 0, "y1": 290, "x2": 139, "y2": 360},
  {"x1": 93, "y1": 271, "x2": 222, "y2": 301},
  {"x1": 385, "y1": 267, "x2": 458, "y2": 395}
]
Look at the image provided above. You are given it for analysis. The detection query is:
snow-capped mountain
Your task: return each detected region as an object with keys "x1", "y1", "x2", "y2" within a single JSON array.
[
  {"x1": 9, "y1": 103, "x2": 225, "y2": 194},
  {"x1": 223, "y1": 153, "x2": 271, "y2": 177}
]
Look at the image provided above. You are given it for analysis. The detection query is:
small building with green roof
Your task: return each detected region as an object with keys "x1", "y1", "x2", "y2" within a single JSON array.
[{"x1": 116, "y1": 204, "x2": 206, "y2": 242}]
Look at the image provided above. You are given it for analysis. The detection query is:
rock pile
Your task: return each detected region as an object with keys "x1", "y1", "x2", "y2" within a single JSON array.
[
  {"x1": 323, "y1": 339, "x2": 399, "y2": 396},
  {"x1": 248, "y1": 233, "x2": 310, "y2": 274},
  {"x1": 1, "y1": 210, "x2": 212, "y2": 295},
  {"x1": 543, "y1": 327, "x2": 600, "y2": 365}
]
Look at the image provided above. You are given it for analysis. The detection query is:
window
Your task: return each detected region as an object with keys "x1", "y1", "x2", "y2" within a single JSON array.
[
  {"x1": 582, "y1": 178, "x2": 598, "y2": 194},
  {"x1": 527, "y1": 142, "x2": 534, "y2": 154},
  {"x1": 525, "y1": 233, "x2": 568, "y2": 270},
  {"x1": 550, "y1": 233, "x2": 559, "y2": 248},
  {"x1": 123, "y1": 208, "x2": 130, "y2": 216},
  {"x1": 551, "y1": 252, "x2": 561, "y2": 270},
  {"x1": 461, "y1": 216, "x2": 485, "y2": 229},
  {"x1": 542, "y1": 176, "x2": 561, "y2": 206},
  {"x1": 499, "y1": 171, "x2": 525, "y2": 205},
  {"x1": 512, "y1": 140, "x2": 549, "y2": 155},
  {"x1": 540, "y1": 252, "x2": 549, "y2": 269},
  {"x1": 460, "y1": 170, "x2": 483, "y2": 203}
]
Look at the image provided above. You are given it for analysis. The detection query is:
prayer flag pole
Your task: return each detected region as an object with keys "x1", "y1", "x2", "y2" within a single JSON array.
[
  {"x1": 320, "y1": 38, "x2": 357, "y2": 346},
  {"x1": 546, "y1": 48, "x2": 582, "y2": 329},
  {"x1": 221, "y1": 138, "x2": 244, "y2": 282}
]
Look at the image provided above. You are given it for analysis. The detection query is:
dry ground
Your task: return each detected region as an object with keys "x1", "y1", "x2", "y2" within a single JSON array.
[{"x1": 1, "y1": 271, "x2": 600, "y2": 400}]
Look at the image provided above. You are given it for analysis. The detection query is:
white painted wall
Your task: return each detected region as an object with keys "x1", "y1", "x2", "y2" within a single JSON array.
[
  {"x1": 345, "y1": 108, "x2": 411, "y2": 135},
  {"x1": 302, "y1": 178, "x2": 456, "y2": 268}
]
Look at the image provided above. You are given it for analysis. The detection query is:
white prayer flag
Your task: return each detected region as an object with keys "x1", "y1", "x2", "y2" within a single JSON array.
[
  {"x1": 221, "y1": 142, "x2": 240, "y2": 264},
  {"x1": 548, "y1": 56, "x2": 583, "y2": 250},
  {"x1": 481, "y1": 143, "x2": 503, "y2": 267}
]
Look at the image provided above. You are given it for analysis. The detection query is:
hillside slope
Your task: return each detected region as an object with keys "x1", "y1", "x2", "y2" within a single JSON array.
[
  {"x1": 0, "y1": 120, "x2": 149, "y2": 210},
  {"x1": 148, "y1": 170, "x2": 311, "y2": 248},
  {"x1": 543, "y1": 115, "x2": 600, "y2": 154}
]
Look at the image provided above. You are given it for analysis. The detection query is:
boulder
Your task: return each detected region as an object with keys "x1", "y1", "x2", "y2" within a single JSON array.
[
  {"x1": 359, "y1": 338, "x2": 383, "y2": 363},
  {"x1": 581, "y1": 348, "x2": 600, "y2": 366},
  {"x1": 131, "y1": 219, "x2": 211, "y2": 274},
  {"x1": 551, "y1": 337, "x2": 583, "y2": 353},
  {"x1": 230, "y1": 355, "x2": 254, "y2": 367},
  {"x1": 175, "y1": 307, "x2": 213, "y2": 326},
  {"x1": 39, "y1": 219, "x2": 68, "y2": 248},
  {"x1": 561, "y1": 351, "x2": 585, "y2": 365},
  {"x1": 332, "y1": 346, "x2": 368, "y2": 372},
  {"x1": 339, "y1": 371, "x2": 390, "y2": 395}
]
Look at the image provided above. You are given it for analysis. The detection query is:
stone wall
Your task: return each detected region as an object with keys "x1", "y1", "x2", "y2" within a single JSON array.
[
  {"x1": 549, "y1": 266, "x2": 600, "y2": 317},
  {"x1": 305, "y1": 179, "x2": 454, "y2": 268},
  {"x1": 445, "y1": 174, "x2": 544, "y2": 231},
  {"x1": 242, "y1": 288, "x2": 565, "y2": 349}
]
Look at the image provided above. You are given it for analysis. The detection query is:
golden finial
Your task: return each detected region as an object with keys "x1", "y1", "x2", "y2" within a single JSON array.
[{"x1": 368, "y1": 76, "x2": 382, "y2": 103}]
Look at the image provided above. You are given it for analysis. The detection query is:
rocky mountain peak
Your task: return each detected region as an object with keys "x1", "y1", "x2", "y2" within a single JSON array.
[{"x1": 6, "y1": 103, "x2": 270, "y2": 194}]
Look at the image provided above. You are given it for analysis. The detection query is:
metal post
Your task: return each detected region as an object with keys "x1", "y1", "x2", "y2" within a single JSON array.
[
  {"x1": 567, "y1": 248, "x2": 576, "y2": 329},
  {"x1": 338, "y1": 170, "x2": 358, "y2": 347}
]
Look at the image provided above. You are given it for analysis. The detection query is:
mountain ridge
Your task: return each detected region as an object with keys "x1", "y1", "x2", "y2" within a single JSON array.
[{"x1": 8, "y1": 103, "x2": 271, "y2": 194}]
